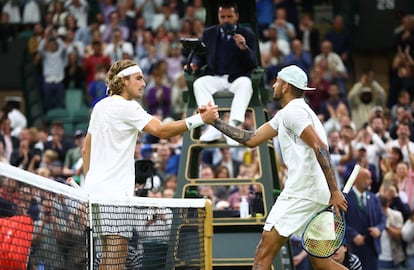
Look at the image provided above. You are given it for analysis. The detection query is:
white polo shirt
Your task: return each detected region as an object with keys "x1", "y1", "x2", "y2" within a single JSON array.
[
  {"x1": 269, "y1": 98, "x2": 330, "y2": 205},
  {"x1": 84, "y1": 95, "x2": 153, "y2": 196}
]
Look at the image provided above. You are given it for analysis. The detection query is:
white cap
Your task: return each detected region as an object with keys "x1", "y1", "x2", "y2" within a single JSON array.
[{"x1": 277, "y1": 65, "x2": 315, "y2": 91}]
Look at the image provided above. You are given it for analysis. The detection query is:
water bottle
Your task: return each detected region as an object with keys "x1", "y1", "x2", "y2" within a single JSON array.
[
  {"x1": 280, "y1": 245, "x2": 291, "y2": 270},
  {"x1": 240, "y1": 196, "x2": 249, "y2": 218}
]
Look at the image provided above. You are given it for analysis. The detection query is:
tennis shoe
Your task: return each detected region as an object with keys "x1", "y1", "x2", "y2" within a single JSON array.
[{"x1": 200, "y1": 125, "x2": 222, "y2": 142}]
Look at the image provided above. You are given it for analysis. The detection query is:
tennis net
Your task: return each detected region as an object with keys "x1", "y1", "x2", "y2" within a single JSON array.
[{"x1": 0, "y1": 163, "x2": 213, "y2": 270}]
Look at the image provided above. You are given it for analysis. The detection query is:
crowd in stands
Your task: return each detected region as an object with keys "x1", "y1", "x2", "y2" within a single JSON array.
[{"x1": 0, "y1": 0, "x2": 414, "y2": 269}]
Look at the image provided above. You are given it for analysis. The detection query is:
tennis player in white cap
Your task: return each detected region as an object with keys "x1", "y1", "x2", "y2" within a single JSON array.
[
  {"x1": 212, "y1": 65, "x2": 349, "y2": 270},
  {"x1": 82, "y1": 59, "x2": 218, "y2": 270}
]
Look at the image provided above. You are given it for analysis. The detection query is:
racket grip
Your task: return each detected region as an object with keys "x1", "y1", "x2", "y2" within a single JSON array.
[
  {"x1": 343, "y1": 164, "x2": 361, "y2": 194},
  {"x1": 66, "y1": 177, "x2": 80, "y2": 188}
]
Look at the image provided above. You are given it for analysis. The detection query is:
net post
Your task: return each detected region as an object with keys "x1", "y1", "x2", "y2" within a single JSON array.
[
  {"x1": 203, "y1": 199, "x2": 213, "y2": 270},
  {"x1": 88, "y1": 196, "x2": 94, "y2": 270}
]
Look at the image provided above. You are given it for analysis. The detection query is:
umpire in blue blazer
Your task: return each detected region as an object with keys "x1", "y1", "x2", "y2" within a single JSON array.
[
  {"x1": 189, "y1": 1, "x2": 258, "y2": 145},
  {"x1": 345, "y1": 167, "x2": 386, "y2": 270}
]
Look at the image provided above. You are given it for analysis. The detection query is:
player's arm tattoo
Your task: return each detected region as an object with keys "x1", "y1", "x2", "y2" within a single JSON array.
[
  {"x1": 316, "y1": 147, "x2": 340, "y2": 192},
  {"x1": 213, "y1": 118, "x2": 255, "y2": 144}
]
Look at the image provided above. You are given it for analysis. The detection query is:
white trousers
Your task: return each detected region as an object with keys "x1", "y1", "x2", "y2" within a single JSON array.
[{"x1": 193, "y1": 75, "x2": 253, "y2": 123}]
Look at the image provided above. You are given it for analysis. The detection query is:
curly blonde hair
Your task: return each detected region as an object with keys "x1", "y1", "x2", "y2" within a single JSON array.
[{"x1": 105, "y1": 60, "x2": 137, "y2": 96}]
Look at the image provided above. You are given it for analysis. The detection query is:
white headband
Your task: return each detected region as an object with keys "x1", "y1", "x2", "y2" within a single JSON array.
[{"x1": 116, "y1": 65, "x2": 143, "y2": 77}]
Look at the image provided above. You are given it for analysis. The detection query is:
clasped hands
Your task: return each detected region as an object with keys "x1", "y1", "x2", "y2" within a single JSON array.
[{"x1": 198, "y1": 101, "x2": 219, "y2": 125}]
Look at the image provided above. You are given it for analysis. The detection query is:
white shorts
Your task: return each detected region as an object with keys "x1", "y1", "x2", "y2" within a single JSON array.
[
  {"x1": 93, "y1": 205, "x2": 136, "y2": 239},
  {"x1": 263, "y1": 196, "x2": 327, "y2": 237}
]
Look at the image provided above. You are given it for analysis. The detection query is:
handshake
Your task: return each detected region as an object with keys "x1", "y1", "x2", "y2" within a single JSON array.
[{"x1": 194, "y1": 101, "x2": 254, "y2": 146}]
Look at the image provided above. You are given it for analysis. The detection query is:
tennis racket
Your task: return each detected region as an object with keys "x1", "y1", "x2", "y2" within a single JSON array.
[{"x1": 301, "y1": 164, "x2": 361, "y2": 258}]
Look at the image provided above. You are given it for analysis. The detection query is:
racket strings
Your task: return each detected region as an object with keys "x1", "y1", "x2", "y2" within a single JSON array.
[{"x1": 302, "y1": 211, "x2": 345, "y2": 257}]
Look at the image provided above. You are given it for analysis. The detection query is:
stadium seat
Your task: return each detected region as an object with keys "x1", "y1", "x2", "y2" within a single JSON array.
[{"x1": 44, "y1": 108, "x2": 72, "y2": 124}]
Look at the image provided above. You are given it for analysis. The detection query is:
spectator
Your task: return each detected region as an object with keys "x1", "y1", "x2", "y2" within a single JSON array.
[
  {"x1": 380, "y1": 147, "x2": 404, "y2": 176},
  {"x1": 0, "y1": 116, "x2": 19, "y2": 162},
  {"x1": 331, "y1": 241, "x2": 363, "y2": 270},
  {"x1": 387, "y1": 122, "x2": 414, "y2": 166},
  {"x1": 162, "y1": 174, "x2": 177, "y2": 194},
  {"x1": 62, "y1": 28, "x2": 84, "y2": 64},
  {"x1": 82, "y1": 40, "x2": 111, "y2": 86},
  {"x1": 102, "y1": 10, "x2": 129, "y2": 43},
  {"x1": 3, "y1": 96, "x2": 27, "y2": 138},
  {"x1": 282, "y1": 39, "x2": 313, "y2": 76},
  {"x1": 213, "y1": 147, "x2": 241, "y2": 178},
  {"x1": 50, "y1": 0, "x2": 68, "y2": 28},
  {"x1": 377, "y1": 193, "x2": 406, "y2": 269},
  {"x1": 318, "y1": 83, "x2": 350, "y2": 123},
  {"x1": 65, "y1": 0, "x2": 89, "y2": 29},
  {"x1": 394, "y1": 14, "x2": 414, "y2": 57},
  {"x1": 135, "y1": 0, "x2": 163, "y2": 29},
  {"x1": 170, "y1": 71, "x2": 187, "y2": 120},
  {"x1": 88, "y1": 64, "x2": 108, "y2": 108},
  {"x1": 389, "y1": 44, "x2": 414, "y2": 104},
  {"x1": 137, "y1": 44, "x2": 158, "y2": 78},
  {"x1": 304, "y1": 66, "x2": 330, "y2": 114},
  {"x1": 22, "y1": 0, "x2": 41, "y2": 24},
  {"x1": 396, "y1": 161, "x2": 414, "y2": 212},
  {"x1": 388, "y1": 104, "x2": 414, "y2": 140},
  {"x1": 32, "y1": 149, "x2": 62, "y2": 178},
  {"x1": 83, "y1": 28, "x2": 107, "y2": 58},
  {"x1": 381, "y1": 172, "x2": 412, "y2": 222},
  {"x1": 0, "y1": 140, "x2": 9, "y2": 163},
  {"x1": 64, "y1": 49, "x2": 85, "y2": 89},
  {"x1": 162, "y1": 187, "x2": 174, "y2": 198},
  {"x1": 165, "y1": 42, "x2": 185, "y2": 82},
  {"x1": 256, "y1": 0, "x2": 274, "y2": 38},
  {"x1": 347, "y1": 70, "x2": 387, "y2": 130},
  {"x1": 322, "y1": 99, "x2": 354, "y2": 135},
  {"x1": 151, "y1": 2, "x2": 181, "y2": 32},
  {"x1": 314, "y1": 40, "x2": 348, "y2": 96},
  {"x1": 27, "y1": 23, "x2": 44, "y2": 61},
  {"x1": 2, "y1": 0, "x2": 21, "y2": 24},
  {"x1": 297, "y1": 12, "x2": 320, "y2": 58},
  {"x1": 30, "y1": 198, "x2": 65, "y2": 269},
  {"x1": 192, "y1": 0, "x2": 206, "y2": 22},
  {"x1": 130, "y1": 16, "x2": 146, "y2": 54},
  {"x1": 10, "y1": 138, "x2": 41, "y2": 171},
  {"x1": 43, "y1": 121, "x2": 75, "y2": 164},
  {"x1": 227, "y1": 184, "x2": 253, "y2": 211},
  {"x1": 324, "y1": 15, "x2": 354, "y2": 80},
  {"x1": 38, "y1": 27, "x2": 67, "y2": 112},
  {"x1": 390, "y1": 89, "x2": 411, "y2": 122},
  {"x1": 402, "y1": 210, "x2": 414, "y2": 269},
  {"x1": 74, "y1": 19, "x2": 100, "y2": 48},
  {"x1": 104, "y1": 27, "x2": 134, "y2": 64},
  {"x1": 145, "y1": 70, "x2": 171, "y2": 118},
  {"x1": 62, "y1": 130, "x2": 85, "y2": 178},
  {"x1": 354, "y1": 124, "x2": 387, "y2": 190},
  {"x1": 345, "y1": 167, "x2": 386, "y2": 270},
  {"x1": 328, "y1": 126, "x2": 354, "y2": 190},
  {"x1": 189, "y1": 2, "x2": 258, "y2": 145},
  {"x1": 269, "y1": 7, "x2": 296, "y2": 44}
]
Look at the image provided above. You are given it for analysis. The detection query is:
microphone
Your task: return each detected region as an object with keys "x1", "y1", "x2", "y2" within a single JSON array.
[
  {"x1": 221, "y1": 22, "x2": 249, "y2": 50},
  {"x1": 222, "y1": 22, "x2": 236, "y2": 37}
]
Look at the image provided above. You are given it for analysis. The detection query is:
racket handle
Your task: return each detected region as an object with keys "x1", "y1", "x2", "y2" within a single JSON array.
[
  {"x1": 66, "y1": 177, "x2": 80, "y2": 188},
  {"x1": 343, "y1": 164, "x2": 361, "y2": 194}
]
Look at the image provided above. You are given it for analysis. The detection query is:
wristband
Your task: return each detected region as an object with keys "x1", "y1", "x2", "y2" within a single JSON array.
[{"x1": 185, "y1": 114, "x2": 204, "y2": 130}]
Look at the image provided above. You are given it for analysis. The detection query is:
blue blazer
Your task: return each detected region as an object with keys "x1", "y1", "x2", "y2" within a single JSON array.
[
  {"x1": 345, "y1": 189, "x2": 386, "y2": 255},
  {"x1": 194, "y1": 24, "x2": 258, "y2": 82}
]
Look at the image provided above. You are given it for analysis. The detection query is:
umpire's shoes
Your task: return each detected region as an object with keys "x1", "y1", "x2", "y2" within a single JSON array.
[{"x1": 200, "y1": 125, "x2": 222, "y2": 142}]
